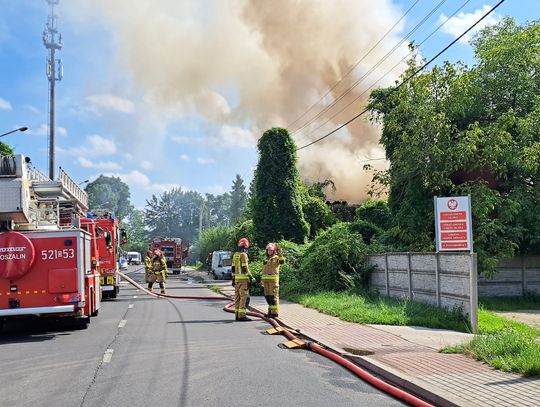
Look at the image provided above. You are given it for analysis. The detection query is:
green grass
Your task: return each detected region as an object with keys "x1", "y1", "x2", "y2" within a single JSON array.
[
  {"x1": 442, "y1": 305, "x2": 540, "y2": 376},
  {"x1": 442, "y1": 326, "x2": 540, "y2": 376},
  {"x1": 288, "y1": 291, "x2": 470, "y2": 332},
  {"x1": 480, "y1": 294, "x2": 540, "y2": 312}
]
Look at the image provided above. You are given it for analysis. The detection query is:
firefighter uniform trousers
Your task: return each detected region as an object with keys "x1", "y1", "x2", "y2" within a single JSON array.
[
  {"x1": 144, "y1": 255, "x2": 153, "y2": 283},
  {"x1": 232, "y1": 252, "x2": 251, "y2": 319},
  {"x1": 262, "y1": 255, "x2": 282, "y2": 316},
  {"x1": 148, "y1": 256, "x2": 167, "y2": 294}
]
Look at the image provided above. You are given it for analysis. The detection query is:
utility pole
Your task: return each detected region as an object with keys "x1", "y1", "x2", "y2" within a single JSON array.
[
  {"x1": 199, "y1": 201, "x2": 205, "y2": 239},
  {"x1": 43, "y1": 0, "x2": 63, "y2": 180}
]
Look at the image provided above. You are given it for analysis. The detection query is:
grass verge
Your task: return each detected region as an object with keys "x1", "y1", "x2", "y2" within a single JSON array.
[
  {"x1": 442, "y1": 306, "x2": 540, "y2": 376},
  {"x1": 287, "y1": 291, "x2": 470, "y2": 332}
]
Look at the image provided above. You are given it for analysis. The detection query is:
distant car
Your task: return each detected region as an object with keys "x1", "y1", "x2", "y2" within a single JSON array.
[
  {"x1": 211, "y1": 251, "x2": 232, "y2": 280},
  {"x1": 119, "y1": 257, "x2": 128, "y2": 270}
]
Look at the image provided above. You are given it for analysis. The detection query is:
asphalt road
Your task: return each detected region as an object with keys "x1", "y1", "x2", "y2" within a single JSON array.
[{"x1": 0, "y1": 265, "x2": 404, "y2": 407}]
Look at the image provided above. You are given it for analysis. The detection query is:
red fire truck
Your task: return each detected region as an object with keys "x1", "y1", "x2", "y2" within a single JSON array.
[
  {"x1": 151, "y1": 238, "x2": 190, "y2": 274},
  {"x1": 0, "y1": 155, "x2": 101, "y2": 329},
  {"x1": 87, "y1": 209, "x2": 127, "y2": 299}
]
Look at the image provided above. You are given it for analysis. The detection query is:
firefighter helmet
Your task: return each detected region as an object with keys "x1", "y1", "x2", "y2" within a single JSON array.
[
  {"x1": 153, "y1": 249, "x2": 163, "y2": 257},
  {"x1": 237, "y1": 238, "x2": 250, "y2": 249},
  {"x1": 266, "y1": 242, "x2": 277, "y2": 255},
  {"x1": 146, "y1": 250, "x2": 153, "y2": 256}
]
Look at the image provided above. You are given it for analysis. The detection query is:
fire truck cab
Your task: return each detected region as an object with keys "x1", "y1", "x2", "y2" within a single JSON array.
[
  {"x1": 151, "y1": 238, "x2": 190, "y2": 274},
  {"x1": 0, "y1": 154, "x2": 101, "y2": 329},
  {"x1": 87, "y1": 209, "x2": 127, "y2": 299}
]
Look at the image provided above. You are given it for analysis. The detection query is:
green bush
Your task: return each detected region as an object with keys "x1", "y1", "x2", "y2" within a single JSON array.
[
  {"x1": 283, "y1": 223, "x2": 373, "y2": 294},
  {"x1": 355, "y1": 200, "x2": 392, "y2": 229},
  {"x1": 302, "y1": 195, "x2": 337, "y2": 238},
  {"x1": 350, "y1": 220, "x2": 383, "y2": 244},
  {"x1": 196, "y1": 226, "x2": 234, "y2": 262}
]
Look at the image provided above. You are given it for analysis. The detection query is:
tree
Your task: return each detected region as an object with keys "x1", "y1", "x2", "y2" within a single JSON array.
[
  {"x1": 229, "y1": 174, "x2": 248, "y2": 223},
  {"x1": 252, "y1": 128, "x2": 309, "y2": 245},
  {"x1": 122, "y1": 208, "x2": 148, "y2": 253},
  {"x1": 144, "y1": 187, "x2": 204, "y2": 242},
  {"x1": 0, "y1": 142, "x2": 14, "y2": 156},
  {"x1": 302, "y1": 195, "x2": 336, "y2": 239},
  {"x1": 368, "y1": 18, "x2": 540, "y2": 274},
  {"x1": 204, "y1": 193, "x2": 232, "y2": 228},
  {"x1": 86, "y1": 175, "x2": 132, "y2": 220}
]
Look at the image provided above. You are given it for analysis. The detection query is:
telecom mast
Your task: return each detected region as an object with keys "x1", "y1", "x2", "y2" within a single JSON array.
[{"x1": 43, "y1": 0, "x2": 63, "y2": 179}]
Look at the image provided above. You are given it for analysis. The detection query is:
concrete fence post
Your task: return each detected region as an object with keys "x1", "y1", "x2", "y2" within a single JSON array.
[
  {"x1": 470, "y1": 253, "x2": 478, "y2": 334},
  {"x1": 435, "y1": 252, "x2": 441, "y2": 307},
  {"x1": 521, "y1": 254, "x2": 526, "y2": 296},
  {"x1": 384, "y1": 253, "x2": 390, "y2": 297},
  {"x1": 407, "y1": 253, "x2": 412, "y2": 299}
]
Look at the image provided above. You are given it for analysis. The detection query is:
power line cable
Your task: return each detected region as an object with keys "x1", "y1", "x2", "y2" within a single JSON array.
[
  {"x1": 292, "y1": 0, "x2": 448, "y2": 136},
  {"x1": 295, "y1": 0, "x2": 472, "y2": 146},
  {"x1": 296, "y1": 0, "x2": 506, "y2": 152},
  {"x1": 286, "y1": 0, "x2": 421, "y2": 130}
]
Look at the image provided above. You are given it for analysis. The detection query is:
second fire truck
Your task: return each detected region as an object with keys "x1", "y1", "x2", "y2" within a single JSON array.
[{"x1": 151, "y1": 237, "x2": 190, "y2": 274}]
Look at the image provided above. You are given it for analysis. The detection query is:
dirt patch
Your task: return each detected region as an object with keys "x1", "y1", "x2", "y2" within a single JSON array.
[{"x1": 496, "y1": 310, "x2": 540, "y2": 330}]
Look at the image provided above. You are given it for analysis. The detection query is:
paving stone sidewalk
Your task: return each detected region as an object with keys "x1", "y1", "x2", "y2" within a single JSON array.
[{"x1": 249, "y1": 298, "x2": 540, "y2": 407}]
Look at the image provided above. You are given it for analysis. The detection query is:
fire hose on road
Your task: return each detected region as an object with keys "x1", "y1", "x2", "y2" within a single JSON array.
[{"x1": 117, "y1": 270, "x2": 433, "y2": 407}]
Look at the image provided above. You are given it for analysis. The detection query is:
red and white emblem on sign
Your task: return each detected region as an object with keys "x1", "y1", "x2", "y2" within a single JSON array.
[{"x1": 447, "y1": 199, "x2": 458, "y2": 211}]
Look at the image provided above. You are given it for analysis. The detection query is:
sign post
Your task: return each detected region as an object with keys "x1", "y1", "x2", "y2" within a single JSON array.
[
  {"x1": 434, "y1": 195, "x2": 473, "y2": 253},
  {"x1": 434, "y1": 195, "x2": 477, "y2": 332}
]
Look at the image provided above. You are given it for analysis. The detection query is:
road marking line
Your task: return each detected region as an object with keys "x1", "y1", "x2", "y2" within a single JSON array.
[
  {"x1": 118, "y1": 320, "x2": 127, "y2": 328},
  {"x1": 128, "y1": 304, "x2": 134, "y2": 309},
  {"x1": 102, "y1": 349, "x2": 114, "y2": 363},
  {"x1": 133, "y1": 295, "x2": 138, "y2": 299}
]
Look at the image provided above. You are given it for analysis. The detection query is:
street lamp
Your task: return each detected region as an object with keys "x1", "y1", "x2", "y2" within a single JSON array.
[
  {"x1": 0, "y1": 127, "x2": 29, "y2": 138},
  {"x1": 78, "y1": 179, "x2": 90, "y2": 186}
]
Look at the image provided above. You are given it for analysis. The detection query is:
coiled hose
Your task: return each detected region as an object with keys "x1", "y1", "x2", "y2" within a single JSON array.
[{"x1": 117, "y1": 270, "x2": 433, "y2": 407}]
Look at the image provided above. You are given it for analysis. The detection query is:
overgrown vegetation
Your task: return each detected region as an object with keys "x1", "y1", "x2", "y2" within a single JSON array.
[{"x1": 368, "y1": 18, "x2": 540, "y2": 276}]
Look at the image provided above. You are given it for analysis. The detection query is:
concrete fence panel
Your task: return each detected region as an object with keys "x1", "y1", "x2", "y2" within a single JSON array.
[{"x1": 368, "y1": 252, "x2": 478, "y2": 333}]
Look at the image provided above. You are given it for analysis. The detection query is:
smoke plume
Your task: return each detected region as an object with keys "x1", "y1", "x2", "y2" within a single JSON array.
[{"x1": 65, "y1": 0, "x2": 410, "y2": 201}]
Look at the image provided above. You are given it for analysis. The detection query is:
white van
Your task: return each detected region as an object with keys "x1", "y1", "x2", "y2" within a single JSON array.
[
  {"x1": 211, "y1": 251, "x2": 232, "y2": 280},
  {"x1": 126, "y1": 251, "x2": 142, "y2": 265}
]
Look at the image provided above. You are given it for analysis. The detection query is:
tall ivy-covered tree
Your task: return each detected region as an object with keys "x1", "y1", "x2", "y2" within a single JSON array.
[
  {"x1": 368, "y1": 18, "x2": 540, "y2": 274},
  {"x1": 86, "y1": 175, "x2": 132, "y2": 221},
  {"x1": 252, "y1": 127, "x2": 309, "y2": 245},
  {"x1": 229, "y1": 174, "x2": 248, "y2": 223}
]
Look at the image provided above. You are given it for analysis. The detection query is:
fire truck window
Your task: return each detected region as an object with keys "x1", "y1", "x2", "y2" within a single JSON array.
[
  {"x1": 104, "y1": 232, "x2": 112, "y2": 247},
  {"x1": 120, "y1": 229, "x2": 128, "y2": 245}
]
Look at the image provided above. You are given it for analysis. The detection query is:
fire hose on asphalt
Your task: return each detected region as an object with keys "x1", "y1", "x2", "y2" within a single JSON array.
[{"x1": 117, "y1": 270, "x2": 433, "y2": 407}]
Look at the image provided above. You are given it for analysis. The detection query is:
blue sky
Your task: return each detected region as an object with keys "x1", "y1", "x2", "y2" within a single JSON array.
[{"x1": 1, "y1": 0, "x2": 538, "y2": 208}]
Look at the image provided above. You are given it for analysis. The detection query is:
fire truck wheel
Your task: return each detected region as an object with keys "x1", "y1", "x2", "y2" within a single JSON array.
[{"x1": 73, "y1": 316, "x2": 90, "y2": 330}]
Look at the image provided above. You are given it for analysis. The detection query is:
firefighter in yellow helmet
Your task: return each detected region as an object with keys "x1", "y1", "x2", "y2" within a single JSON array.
[
  {"x1": 144, "y1": 250, "x2": 153, "y2": 284},
  {"x1": 232, "y1": 238, "x2": 252, "y2": 321},
  {"x1": 148, "y1": 249, "x2": 167, "y2": 294},
  {"x1": 262, "y1": 243, "x2": 285, "y2": 318}
]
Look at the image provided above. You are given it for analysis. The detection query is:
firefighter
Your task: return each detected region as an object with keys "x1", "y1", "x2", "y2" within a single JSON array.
[
  {"x1": 148, "y1": 249, "x2": 167, "y2": 294},
  {"x1": 262, "y1": 243, "x2": 285, "y2": 318},
  {"x1": 144, "y1": 250, "x2": 153, "y2": 283},
  {"x1": 232, "y1": 238, "x2": 252, "y2": 321}
]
